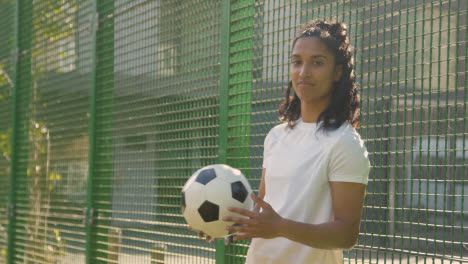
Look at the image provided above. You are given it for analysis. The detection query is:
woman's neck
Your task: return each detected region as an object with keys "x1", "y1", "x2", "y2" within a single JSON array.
[{"x1": 300, "y1": 99, "x2": 329, "y2": 123}]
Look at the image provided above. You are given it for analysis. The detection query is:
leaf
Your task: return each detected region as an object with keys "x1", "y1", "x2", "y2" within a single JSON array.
[{"x1": 49, "y1": 172, "x2": 62, "y2": 181}]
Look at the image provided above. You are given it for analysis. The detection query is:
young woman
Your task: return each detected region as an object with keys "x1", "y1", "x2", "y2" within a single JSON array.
[{"x1": 222, "y1": 20, "x2": 371, "y2": 263}]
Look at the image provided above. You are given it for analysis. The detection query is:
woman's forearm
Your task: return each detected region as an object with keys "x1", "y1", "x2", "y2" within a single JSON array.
[{"x1": 277, "y1": 217, "x2": 360, "y2": 250}]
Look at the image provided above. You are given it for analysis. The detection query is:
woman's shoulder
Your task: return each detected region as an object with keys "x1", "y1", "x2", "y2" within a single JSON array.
[
  {"x1": 326, "y1": 121, "x2": 361, "y2": 138},
  {"x1": 263, "y1": 122, "x2": 289, "y2": 148},
  {"x1": 267, "y1": 121, "x2": 289, "y2": 137},
  {"x1": 321, "y1": 122, "x2": 366, "y2": 149},
  {"x1": 326, "y1": 122, "x2": 369, "y2": 160},
  {"x1": 327, "y1": 122, "x2": 371, "y2": 182}
]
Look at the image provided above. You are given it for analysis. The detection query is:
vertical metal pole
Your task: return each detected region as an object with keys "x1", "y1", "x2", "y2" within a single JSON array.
[
  {"x1": 85, "y1": 0, "x2": 98, "y2": 263},
  {"x1": 216, "y1": 0, "x2": 231, "y2": 263},
  {"x1": 7, "y1": 0, "x2": 20, "y2": 263}
]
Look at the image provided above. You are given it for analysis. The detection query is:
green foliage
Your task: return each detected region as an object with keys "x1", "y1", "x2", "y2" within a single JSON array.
[
  {"x1": 32, "y1": 0, "x2": 78, "y2": 42},
  {"x1": 0, "y1": 216, "x2": 7, "y2": 263},
  {"x1": 1, "y1": 248, "x2": 6, "y2": 263},
  {"x1": 0, "y1": 128, "x2": 11, "y2": 161},
  {"x1": 44, "y1": 229, "x2": 67, "y2": 263},
  {"x1": 0, "y1": 63, "x2": 13, "y2": 99}
]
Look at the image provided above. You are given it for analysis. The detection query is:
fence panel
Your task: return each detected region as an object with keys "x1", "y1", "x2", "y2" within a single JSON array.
[{"x1": 90, "y1": 0, "x2": 221, "y2": 263}]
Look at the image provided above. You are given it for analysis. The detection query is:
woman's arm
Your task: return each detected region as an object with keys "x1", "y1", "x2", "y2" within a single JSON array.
[
  {"x1": 276, "y1": 181, "x2": 366, "y2": 249},
  {"x1": 224, "y1": 181, "x2": 366, "y2": 250}
]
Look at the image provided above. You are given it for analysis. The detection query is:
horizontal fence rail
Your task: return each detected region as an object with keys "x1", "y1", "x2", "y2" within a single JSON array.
[{"x1": 0, "y1": 0, "x2": 466, "y2": 263}]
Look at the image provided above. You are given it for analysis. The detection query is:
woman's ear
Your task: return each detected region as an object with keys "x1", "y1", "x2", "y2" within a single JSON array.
[{"x1": 333, "y1": 64, "x2": 343, "y2": 82}]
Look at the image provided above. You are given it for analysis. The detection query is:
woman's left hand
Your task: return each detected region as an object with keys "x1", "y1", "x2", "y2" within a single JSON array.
[{"x1": 222, "y1": 193, "x2": 284, "y2": 241}]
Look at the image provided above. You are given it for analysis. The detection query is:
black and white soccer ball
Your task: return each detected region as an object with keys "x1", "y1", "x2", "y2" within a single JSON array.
[{"x1": 181, "y1": 164, "x2": 254, "y2": 238}]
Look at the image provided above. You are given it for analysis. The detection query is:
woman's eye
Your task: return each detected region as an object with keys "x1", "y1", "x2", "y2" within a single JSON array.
[
  {"x1": 313, "y1": 61, "x2": 323, "y2": 65},
  {"x1": 291, "y1": 60, "x2": 301, "y2": 65}
]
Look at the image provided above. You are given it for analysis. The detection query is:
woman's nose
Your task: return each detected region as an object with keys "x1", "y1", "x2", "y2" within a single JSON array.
[{"x1": 299, "y1": 65, "x2": 309, "y2": 77}]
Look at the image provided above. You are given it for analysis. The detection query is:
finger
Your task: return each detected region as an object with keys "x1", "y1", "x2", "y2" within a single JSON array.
[
  {"x1": 198, "y1": 232, "x2": 205, "y2": 239},
  {"x1": 222, "y1": 216, "x2": 258, "y2": 225},
  {"x1": 225, "y1": 224, "x2": 255, "y2": 233},
  {"x1": 188, "y1": 226, "x2": 193, "y2": 230},
  {"x1": 252, "y1": 204, "x2": 261, "y2": 214},
  {"x1": 251, "y1": 193, "x2": 270, "y2": 209},
  {"x1": 227, "y1": 207, "x2": 259, "y2": 218},
  {"x1": 206, "y1": 236, "x2": 213, "y2": 243}
]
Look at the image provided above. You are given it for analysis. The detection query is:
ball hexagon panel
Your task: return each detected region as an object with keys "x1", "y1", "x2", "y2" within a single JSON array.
[
  {"x1": 195, "y1": 168, "x2": 217, "y2": 185},
  {"x1": 231, "y1": 181, "x2": 248, "y2": 203},
  {"x1": 198, "y1": 200, "x2": 219, "y2": 222}
]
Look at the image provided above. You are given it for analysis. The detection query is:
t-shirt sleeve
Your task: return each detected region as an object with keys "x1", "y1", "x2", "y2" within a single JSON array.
[{"x1": 328, "y1": 130, "x2": 371, "y2": 184}]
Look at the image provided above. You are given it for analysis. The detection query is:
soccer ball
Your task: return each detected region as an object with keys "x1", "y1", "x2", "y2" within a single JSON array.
[{"x1": 181, "y1": 164, "x2": 254, "y2": 238}]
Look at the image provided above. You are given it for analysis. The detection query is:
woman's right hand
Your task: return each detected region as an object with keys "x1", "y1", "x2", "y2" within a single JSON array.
[{"x1": 188, "y1": 225, "x2": 214, "y2": 243}]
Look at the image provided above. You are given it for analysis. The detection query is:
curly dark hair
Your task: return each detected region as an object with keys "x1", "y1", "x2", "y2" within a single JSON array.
[{"x1": 279, "y1": 20, "x2": 360, "y2": 131}]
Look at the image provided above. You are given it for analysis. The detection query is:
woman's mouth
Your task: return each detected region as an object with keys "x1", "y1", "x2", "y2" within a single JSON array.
[{"x1": 298, "y1": 82, "x2": 313, "y2": 87}]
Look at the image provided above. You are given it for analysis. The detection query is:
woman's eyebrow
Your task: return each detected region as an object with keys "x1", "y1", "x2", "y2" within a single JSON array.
[{"x1": 290, "y1": 54, "x2": 327, "y2": 59}]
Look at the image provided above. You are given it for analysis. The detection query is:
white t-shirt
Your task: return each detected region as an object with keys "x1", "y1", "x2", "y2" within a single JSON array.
[{"x1": 245, "y1": 119, "x2": 371, "y2": 264}]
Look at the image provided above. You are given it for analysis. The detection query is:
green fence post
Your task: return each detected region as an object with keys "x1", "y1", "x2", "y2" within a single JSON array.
[
  {"x1": 85, "y1": 0, "x2": 99, "y2": 262},
  {"x1": 216, "y1": 0, "x2": 231, "y2": 262},
  {"x1": 7, "y1": 0, "x2": 32, "y2": 263},
  {"x1": 218, "y1": 0, "x2": 256, "y2": 262},
  {"x1": 85, "y1": 0, "x2": 114, "y2": 262},
  {"x1": 94, "y1": 0, "x2": 115, "y2": 261},
  {"x1": 227, "y1": 1, "x2": 254, "y2": 168},
  {"x1": 6, "y1": 1, "x2": 20, "y2": 263},
  {"x1": 224, "y1": 0, "x2": 255, "y2": 263}
]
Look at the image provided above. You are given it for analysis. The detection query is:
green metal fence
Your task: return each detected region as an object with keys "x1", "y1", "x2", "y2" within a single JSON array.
[{"x1": 0, "y1": 0, "x2": 466, "y2": 263}]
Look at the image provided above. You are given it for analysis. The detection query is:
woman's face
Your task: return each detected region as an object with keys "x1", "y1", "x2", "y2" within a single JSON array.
[{"x1": 290, "y1": 37, "x2": 342, "y2": 105}]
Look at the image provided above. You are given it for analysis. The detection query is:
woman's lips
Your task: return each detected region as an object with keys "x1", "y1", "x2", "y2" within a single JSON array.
[{"x1": 298, "y1": 82, "x2": 314, "y2": 87}]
